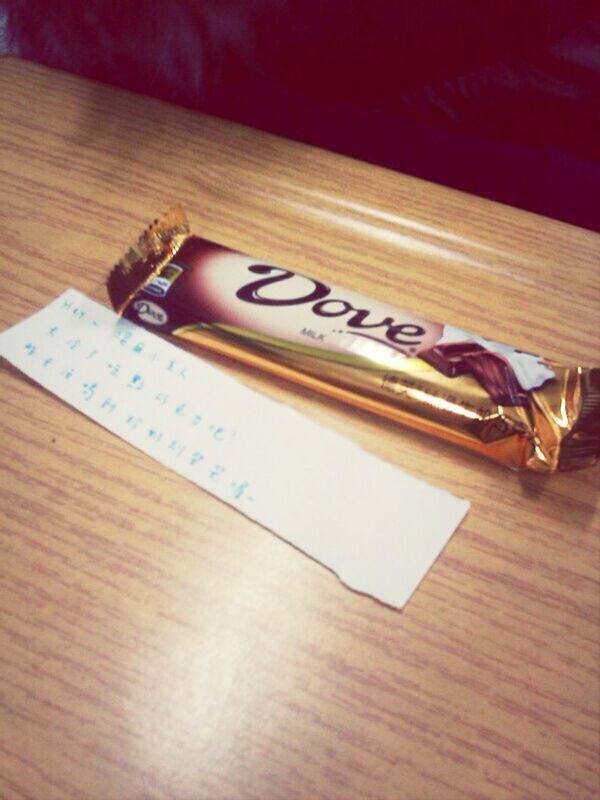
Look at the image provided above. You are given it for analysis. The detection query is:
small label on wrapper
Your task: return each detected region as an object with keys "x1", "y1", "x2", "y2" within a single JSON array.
[{"x1": 0, "y1": 289, "x2": 470, "y2": 608}]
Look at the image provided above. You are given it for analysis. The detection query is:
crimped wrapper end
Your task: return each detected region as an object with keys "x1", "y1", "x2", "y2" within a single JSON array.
[
  {"x1": 107, "y1": 206, "x2": 190, "y2": 314},
  {"x1": 558, "y1": 367, "x2": 600, "y2": 470}
]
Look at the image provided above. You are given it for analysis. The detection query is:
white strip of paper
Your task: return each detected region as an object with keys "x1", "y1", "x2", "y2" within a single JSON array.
[{"x1": 0, "y1": 289, "x2": 469, "y2": 607}]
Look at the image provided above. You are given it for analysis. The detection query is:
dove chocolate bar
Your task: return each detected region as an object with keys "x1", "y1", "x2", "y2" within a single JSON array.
[{"x1": 107, "y1": 206, "x2": 599, "y2": 472}]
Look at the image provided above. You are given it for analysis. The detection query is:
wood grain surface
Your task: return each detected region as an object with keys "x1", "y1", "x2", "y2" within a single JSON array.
[{"x1": 0, "y1": 57, "x2": 599, "y2": 800}]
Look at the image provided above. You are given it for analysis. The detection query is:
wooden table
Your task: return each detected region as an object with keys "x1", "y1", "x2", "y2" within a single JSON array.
[{"x1": 1, "y1": 57, "x2": 598, "y2": 800}]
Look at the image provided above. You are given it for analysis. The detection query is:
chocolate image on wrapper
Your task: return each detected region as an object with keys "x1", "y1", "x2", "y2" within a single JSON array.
[{"x1": 107, "y1": 206, "x2": 600, "y2": 472}]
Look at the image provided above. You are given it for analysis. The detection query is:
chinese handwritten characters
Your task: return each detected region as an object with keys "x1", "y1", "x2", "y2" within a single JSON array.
[{"x1": 10, "y1": 290, "x2": 255, "y2": 507}]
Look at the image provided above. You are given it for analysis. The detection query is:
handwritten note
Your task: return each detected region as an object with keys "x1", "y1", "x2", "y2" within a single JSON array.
[{"x1": 0, "y1": 289, "x2": 469, "y2": 607}]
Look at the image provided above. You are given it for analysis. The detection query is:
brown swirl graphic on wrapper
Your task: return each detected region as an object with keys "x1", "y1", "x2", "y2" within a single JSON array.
[
  {"x1": 420, "y1": 342, "x2": 529, "y2": 406},
  {"x1": 420, "y1": 324, "x2": 555, "y2": 406}
]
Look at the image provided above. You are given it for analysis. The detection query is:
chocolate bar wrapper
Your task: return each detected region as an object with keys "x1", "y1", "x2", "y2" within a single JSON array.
[{"x1": 108, "y1": 207, "x2": 599, "y2": 472}]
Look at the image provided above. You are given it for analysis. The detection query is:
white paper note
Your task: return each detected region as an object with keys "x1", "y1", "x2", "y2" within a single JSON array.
[{"x1": 0, "y1": 289, "x2": 469, "y2": 607}]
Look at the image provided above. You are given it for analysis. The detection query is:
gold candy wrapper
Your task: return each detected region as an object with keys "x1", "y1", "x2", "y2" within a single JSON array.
[{"x1": 108, "y1": 207, "x2": 599, "y2": 472}]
